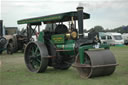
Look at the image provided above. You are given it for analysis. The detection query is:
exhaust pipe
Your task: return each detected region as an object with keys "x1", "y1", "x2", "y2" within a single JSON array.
[{"x1": 77, "y1": 7, "x2": 84, "y2": 39}]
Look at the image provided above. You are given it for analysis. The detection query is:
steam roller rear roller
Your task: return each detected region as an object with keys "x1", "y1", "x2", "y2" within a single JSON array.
[
  {"x1": 73, "y1": 49, "x2": 117, "y2": 78},
  {"x1": 24, "y1": 41, "x2": 48, "y2": 73}
]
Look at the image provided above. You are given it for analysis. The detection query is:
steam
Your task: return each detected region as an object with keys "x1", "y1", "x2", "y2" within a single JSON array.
[{"x1": 77, "y1": 0, "x2": 128, "y2": 12}]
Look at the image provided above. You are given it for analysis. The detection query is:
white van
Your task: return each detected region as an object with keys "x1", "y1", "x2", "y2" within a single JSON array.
[
  {"x1": 105, "y1": 32, "x2": 124, "y2": 45},
  {"x1": 122, "y1": 33, "x2": 128, "y2": 45},
  {"x1": 99, "y1": 32, "x2": 107, "y2": 44}
]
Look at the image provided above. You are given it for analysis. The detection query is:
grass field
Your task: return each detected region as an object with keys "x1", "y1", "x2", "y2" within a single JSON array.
[{"x1": 0, "y1": 46, "x2": 128, "y2": 85}]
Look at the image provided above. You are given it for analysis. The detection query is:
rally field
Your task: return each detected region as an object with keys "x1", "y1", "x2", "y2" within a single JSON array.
[{"x1": 0, "y1": 46, "x2": 128, "y2": 85}]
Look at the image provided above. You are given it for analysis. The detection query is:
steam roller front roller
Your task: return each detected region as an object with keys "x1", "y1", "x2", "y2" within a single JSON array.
[
  {"x1": 73, "y1": 49, "x2": 117, "y2": 78},
  {"x1": 24, "y1": 41, "x2": 48, "y2": 73}
]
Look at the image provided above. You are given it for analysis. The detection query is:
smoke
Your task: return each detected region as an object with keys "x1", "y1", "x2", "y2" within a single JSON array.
[{"x1": 78, "y1": 0, "x2": 128, "y2": 12}]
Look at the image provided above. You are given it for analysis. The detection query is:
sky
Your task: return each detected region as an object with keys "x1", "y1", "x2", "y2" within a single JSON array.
[{"x1": 1, "y1": 0, "x2": 128, "y2": 30}]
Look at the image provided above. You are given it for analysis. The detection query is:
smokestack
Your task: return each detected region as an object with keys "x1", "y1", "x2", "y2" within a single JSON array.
[
  {"x1": 0, "y1": 20, "x2": 3, "y2": 36},
  {"x1": 77, "y1": 7, "x2": 84, "y2": 39}
]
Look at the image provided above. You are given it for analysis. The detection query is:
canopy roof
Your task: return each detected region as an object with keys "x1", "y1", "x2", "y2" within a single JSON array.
[{"x1": 17, "y1": 11, "x2": 90, "y2": 25}]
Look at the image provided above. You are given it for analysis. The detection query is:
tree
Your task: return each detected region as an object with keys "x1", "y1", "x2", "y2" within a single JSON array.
[
  {"x1": 93, "y1": 26, "x2": 104, "y2": 32},
  {"x1": 88, "y1": 25, "x2": 128, "y2": 33},
  {"x1": 83, "y1": 29, "x2": 87, "y2": 32},
  {"x1": 111, "y1": 26, "x2": 128, "y2": 33},
  {"x1": 88, "y1": 25, "x2": 104, "y2": 32}
]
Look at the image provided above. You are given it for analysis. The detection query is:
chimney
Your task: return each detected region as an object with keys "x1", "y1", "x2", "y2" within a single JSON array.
[
  {"x1": 0, "y1": 20, "x2": 3, "y2": 36},
  {"x1": 77, "y1": 7, "x2": 84, "y2": 39}
]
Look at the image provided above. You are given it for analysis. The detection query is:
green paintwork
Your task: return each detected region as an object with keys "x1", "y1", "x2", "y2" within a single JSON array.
[
  {"x1": 63, "y1": 40, "x2": 75, "y2": 50},
  {"x1": 79, "y1": 47, "x2": 85, "y2": 64},
  {"x1": 65, "y1": 40, "x2": 75, "y2": 43},
  {"x1": 56, "y1": 40, "x2": 75, "y2": 55},
  {"x1": 56, "y1": 40, "x2": 75, "y2": 50},
  {"x1": 79, "y1": 44, "x2": 110, "y2": 64},
  {"x1": 18, "y1": 16, "x2": 62, "y2": 24},
  {"x1": 17, "y1": 11, "x2": 90, "y2": 24},
  {"x1": 52, "y1": 34, "x2": 65, "y2": 44},
  {"x1": 64, "y1": 43, "x2": 74, "y2": 50},
  {"x1": 56, "y1": 43, "x2": 74, "y2": 50},
  {"x1": 38, "y1": 32, "x2": 44, "y2": 42}
]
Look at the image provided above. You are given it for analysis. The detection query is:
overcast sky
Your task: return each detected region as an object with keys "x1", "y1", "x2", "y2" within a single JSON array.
[{"x1": 1, "y1": 0, "x2": 128, "y2": 30}]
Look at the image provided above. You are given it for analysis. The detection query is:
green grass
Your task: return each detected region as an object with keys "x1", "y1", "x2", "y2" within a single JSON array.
[{"x1": 0, "y1": 46, "x2": 128, "y2": 85}]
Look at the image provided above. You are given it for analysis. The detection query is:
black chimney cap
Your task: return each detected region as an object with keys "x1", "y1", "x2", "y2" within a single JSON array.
[{"x1": 77, "y1": 7, "x2": 84, "y2": 11}]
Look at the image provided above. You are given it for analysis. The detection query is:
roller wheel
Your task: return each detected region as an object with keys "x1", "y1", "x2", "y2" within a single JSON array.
[
  {"x1": 24, "y1": 41, "x2": 48, "y2": 73},
  {"x1": 74, "y1": 50, "x2": 117, "y2": 78},
  {"x1": 0, "y1": 37, "x2": 7, "y2": 48},
  {"x1": 74, "y1": 53, "x2": 91, "y2": 78},
  {"x1": 53, "y1": 52, "x2": 74, "y2": 70},
  {"x1": 7, "y1": 42, "x2": 14, "y2": 54},
  {"x1": 12, "y1": 35, "x2": 18, "y2": 52}
]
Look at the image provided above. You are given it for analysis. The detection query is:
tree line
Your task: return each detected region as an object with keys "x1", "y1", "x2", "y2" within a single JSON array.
[{"x1": 84, "y1": 25, "x2": 128, "y2": 33}]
